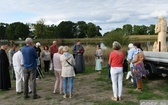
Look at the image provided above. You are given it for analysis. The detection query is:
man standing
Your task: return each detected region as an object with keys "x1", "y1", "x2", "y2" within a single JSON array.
[
  {"x1": 13, "y1": 49, "x2": 32, "y2": 94},
  {"x1": 21, "y1": 38, "x2": 40, "y2": 99},
  {"x1": 0, "y1": 45, "x2": 11, "y2": 90},
  {"x1": 8, "y1": 43, "x2": 17, "y2": 80},
  {"x1": 73, "y1": 40, "x2": 85, "y2": 73},
  {"x1": 50, "y1": 41, "x2": 58, "y2": 70},
  {"x1": 127, "y1": 43, "x2": 137, "y2": 88}
]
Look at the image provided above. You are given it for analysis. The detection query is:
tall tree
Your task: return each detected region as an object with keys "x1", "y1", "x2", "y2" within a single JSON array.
[
  {"x1": 57, "y1": 21, "x2": 76, "y2": 38},
  {"x1": 86, "y1": 22, "x2": 97, "y2": 38},
  {"x1": 46, "y1": 24, "x2": 58, "y2": 38},
  {"x1": 0, "y1": 23, "x2": 8, "y2": 39},
  {"x1": 33, "y1": 19, "x2": 47, "y2": 39},
  {"x1": 123, "y1": 24, "x2": 132, "y2": 35},
  {"x1": 75, "y1": 21, "x2": 87, "y2": 38},
  {"x1": 6, "y1": 22, "x2": 29, "y2": 40},
  {"x1": 147, "y1": 24, "x2": 155, "y2": 35}
]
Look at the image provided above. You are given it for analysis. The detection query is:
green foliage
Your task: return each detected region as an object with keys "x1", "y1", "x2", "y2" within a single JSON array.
[
  {"x1": 57, "y1": 21, "x2": 76, "y2": 38},
  {"x1": 33, "y1": 19, "x2": 47, "y2": 39},
  {"x1": 148, "y1": 24, "x2": 155, "y2": 35},
  {"x1": 6, "y1": 22, "x2": 29, "y2": 40},
  {"x1": 103, "y1": 29, "x2": 129, "y2": 47},
  {"x1": 123, "y1": 24, "x2": 132, "y2": 35}
]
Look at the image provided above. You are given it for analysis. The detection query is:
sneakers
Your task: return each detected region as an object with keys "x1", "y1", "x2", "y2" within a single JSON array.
[{"x1": 63, "y1": 94, "x2": 67, "y2": 98}]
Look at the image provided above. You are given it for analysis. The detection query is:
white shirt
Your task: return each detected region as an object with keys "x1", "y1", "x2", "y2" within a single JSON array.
[{"x1": 12, "y1": 50, "x2": 23, "y2": 67}]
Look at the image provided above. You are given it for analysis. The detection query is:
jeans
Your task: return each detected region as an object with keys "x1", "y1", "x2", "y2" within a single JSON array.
[
  {"x1": 63, "y1": 77, "x2": 74, "y2": 94},
  {"x1": 23, "y1": 68, "x2": 37, "y2": 97},
  {"x1": 110, "y1": 67, "x2": 123, "y2": 97},
  {"x1": 130, "y1": 67, "x2": 137, "y2": 88}
]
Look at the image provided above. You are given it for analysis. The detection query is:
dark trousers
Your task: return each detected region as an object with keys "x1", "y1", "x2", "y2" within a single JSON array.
[
  {"x1": 44, "y1": 60, "x2": 50, "y2": 72},
  {"x1": 10, "y1": 64, "x2": 16, "y2": 80},
  {"x1": 23, "y1": 68, "x2": 37, "y2": 97},
  {"x1": 36, "y1": 64, "x2": 42, "y2": 78}
]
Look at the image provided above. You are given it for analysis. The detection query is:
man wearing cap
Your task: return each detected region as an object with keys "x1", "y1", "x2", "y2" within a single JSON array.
[{"x1": 127, "y1": 43, "x2": 137, "y2": 88}]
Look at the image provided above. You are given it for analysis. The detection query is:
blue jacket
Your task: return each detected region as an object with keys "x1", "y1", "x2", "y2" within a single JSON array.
[{"x1": 21, "y1": 45, "x2": 38, "y2": 69}]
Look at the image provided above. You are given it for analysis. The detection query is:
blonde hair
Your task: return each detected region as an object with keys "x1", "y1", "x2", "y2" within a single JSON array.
[
  {"x1": 58, "y1": 46, "x2": 63, "y2": 52},
  {"x1": 63, "y1": 46, "x2": 69, "y2": 52}
]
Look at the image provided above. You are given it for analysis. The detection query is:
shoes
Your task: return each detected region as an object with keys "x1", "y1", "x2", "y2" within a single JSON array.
[
  {"x1": 24, "y1": 96, "x2": 30, "y2": 99},
  {"x1": 53, "y1": 91, "x2": 56, "y2": 94},
  {"x1": 118, "y1": 97, "x2": 122, "y2": 101},
  {"x1": 17, "y1": 91, "x2": 23, "y2": 94},
  {"x1": 63, "y1": 94, "x2": 67, "y2": 98},
  {"x1": 111, "y1": 97, "x2": 117, "y2": 101},
  {"x1": 29, "y1": 91, "x2": 32, "y2": 94},
  {"x1": 135, "y1": 88, "x2": 142, "y2": 92},
  {"x1": 69, "y1": 94, "x2": 73, "y2": 98},
  {"x1": 33, "y1": 95, "x2": 41, "y2": 99}
]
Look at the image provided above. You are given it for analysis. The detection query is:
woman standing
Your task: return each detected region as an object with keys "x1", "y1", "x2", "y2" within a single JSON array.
[
  {"x1": 108, "y1": 41, "x2": 125, "y2": 101},
  {"x1": 132, "y1": 43, "x2": 146, "y2": 91},
  {"x1": 53, "y1": 46, "x2": 63, "y2": 94},
  {"x1": 95, "y1": 44, "x2": 103, "y2": 74},
  {"x1": 41, "y1": 45, "x2": 51, "y2": 73},
  {"x1": 60, "y1": 46, "x2": 75, "y2": 98}
]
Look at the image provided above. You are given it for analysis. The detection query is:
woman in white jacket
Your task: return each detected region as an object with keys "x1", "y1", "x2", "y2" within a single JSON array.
[{"x1": 60, "y1": 46, "x2": 75, "y2": 98}]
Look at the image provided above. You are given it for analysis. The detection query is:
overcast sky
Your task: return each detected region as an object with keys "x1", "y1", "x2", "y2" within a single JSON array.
[{"x1": 0, "y1": 0, "x2": 168, "y2": 34}]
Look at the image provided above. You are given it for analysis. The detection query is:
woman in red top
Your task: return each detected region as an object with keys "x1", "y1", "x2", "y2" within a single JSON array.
[{"x1": 108, "y1": 41, "x2": 125, "y2": 101}]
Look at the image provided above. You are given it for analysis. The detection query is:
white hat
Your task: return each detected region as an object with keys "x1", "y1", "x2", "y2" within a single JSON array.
[
  {"x1": 36, "y1": 42, "x2": 41, "y2": 46},
  {"x1": 128, "y1": 43, "x2": 133, "y2": 48}
]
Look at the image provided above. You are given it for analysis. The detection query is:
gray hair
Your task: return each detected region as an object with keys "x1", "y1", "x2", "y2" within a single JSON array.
[
  {"x1": 25, "y1": 38, "x2": 33, "y2": 44},
  {"x1": 58, "y1": 46, "x2": 63, "y2": 52},
  {"x1": 112, "y1": 41, "x2": 121, "y2": 50},
  {"x1": 63, "y1": 46, "x2": 69, "y2": 52}
]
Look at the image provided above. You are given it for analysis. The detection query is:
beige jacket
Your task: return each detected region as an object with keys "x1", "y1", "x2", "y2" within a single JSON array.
[{"x1": 60, "y1": 52, "x2": 76, "y2": 77}]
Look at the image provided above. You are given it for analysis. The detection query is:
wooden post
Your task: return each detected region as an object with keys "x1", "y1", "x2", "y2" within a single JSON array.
[{"x1": 159, "y1": 41, "x2": 161, "y2": 52}]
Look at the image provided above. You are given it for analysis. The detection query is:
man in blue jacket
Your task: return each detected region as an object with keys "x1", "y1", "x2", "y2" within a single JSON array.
[{"x1": 21, "y1": 38, "x2": 40, "y2": 99}]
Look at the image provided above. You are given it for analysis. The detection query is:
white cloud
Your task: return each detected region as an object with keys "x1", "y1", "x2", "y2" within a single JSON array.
[{"x1": 0, "y1": 0, "x2": 168, "y2": 34}]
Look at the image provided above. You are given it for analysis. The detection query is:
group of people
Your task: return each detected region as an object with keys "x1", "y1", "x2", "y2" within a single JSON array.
[
  {"x1": 108, "y1": 41, "x2": 146, "y2": 101},
  {"x1": 0, "y1": 37, "x2": 147, "y2": 101},
  {"x1": 0, "y1": 38, "x2": 86, "y2": 100}
]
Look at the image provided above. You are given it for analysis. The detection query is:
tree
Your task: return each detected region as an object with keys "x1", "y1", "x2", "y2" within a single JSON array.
[
  {"x1": 6, "y1": 22, "x2": 29, "y2": 40},
  {"x1": 86, "y1": 22, "x2": 97, "y2": 38},
  {"x1": 147, "y1": 24, "x2": 155, "y2": 35},
  {"x1": 123, "y1": 24, "x2": 132, "y2": 35},
  {"x1": 33, "y1": 19, "x2": 47, "y2": 39},
  {"x1": 46, "y1": 24, "x2": 58, "y2": 38},
  {"x1": 75, "y1": 21, "x2": 87, "y2": 38},
  {"x1": 0, "y1": 23, "x2": 8, "y2": 39},
  {"x1": 103, "y1": 28, "x2": 129, "y2": 47},
  {"x1": 57, "y1": 21, "x2": 76, "y2": 38}
]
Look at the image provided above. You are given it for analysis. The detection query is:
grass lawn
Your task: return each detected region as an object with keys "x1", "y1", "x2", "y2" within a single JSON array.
[{"x1": 0, "y1": 65, "x2": 168, "y2": 105}]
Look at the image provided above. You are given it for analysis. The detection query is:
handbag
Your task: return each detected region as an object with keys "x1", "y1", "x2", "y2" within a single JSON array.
[
  {"x1": 99, "y1": 58, "x2": 103, "y2": 63},
  {"x1": 66, "y1": 60, "x2": 77, "y2": 74}
]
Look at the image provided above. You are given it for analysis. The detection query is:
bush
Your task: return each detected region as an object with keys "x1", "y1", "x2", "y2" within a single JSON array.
[{"x1": 103, "y1": 30, "x2": 129, "y2": 47}]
